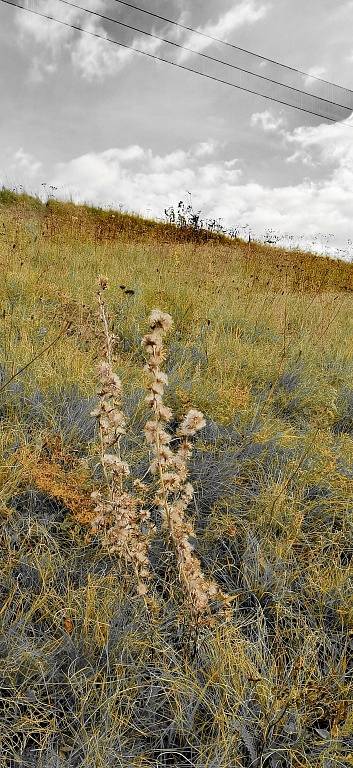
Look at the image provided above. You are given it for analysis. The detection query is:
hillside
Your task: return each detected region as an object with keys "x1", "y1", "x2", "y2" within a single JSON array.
[{"x1": 0, "y1": 190, "x2": 352, "y2": 768}]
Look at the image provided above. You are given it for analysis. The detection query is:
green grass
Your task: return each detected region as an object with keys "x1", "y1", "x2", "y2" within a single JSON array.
[{"x1": 0, "y1": 190, "x2": 352, "y2": 767}]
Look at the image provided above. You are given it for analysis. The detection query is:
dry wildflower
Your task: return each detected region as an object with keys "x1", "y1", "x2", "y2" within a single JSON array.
[
  {"x1": 149, "y1": 309, "x2": 173, "y2": 332},
  {"x1": 179, "y1": 409, "x2": 206, "y2": 437},
  {"x1": 91, "y1": 284, "x2": 153, "y2": 597},
  {"x1": 144, "y1": 421, "x2": 171, "y2": 446},
  {"x1": 97, "y1": 362, "x2": 122, "y2": 398},
  {"x1": 157, "y1": 406, "x2": 172, "y2": 422},
  {"x1": 142, "y1": 332, "x2": 163, "y2": 355},
  {"x1": 98, "y1": 275, "x2": 108, "y2": 291},
  {"x1": 102, "y1": 455, "x2": 130, "y2": 476},
  {"x1": 90, "y1": 297, "x2": 232, "y2": 620},
  {"x1": 142, "y1": 308, "x2": 232, "y2": 626}
]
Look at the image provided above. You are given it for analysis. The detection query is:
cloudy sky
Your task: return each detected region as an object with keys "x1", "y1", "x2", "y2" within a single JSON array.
[{"x1": 1, "y1": 0, "x2": 353, "y2": 255}]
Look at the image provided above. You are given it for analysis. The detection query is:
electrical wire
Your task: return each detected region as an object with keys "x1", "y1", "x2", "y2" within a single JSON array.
[
  {"x1": 1, "y1": 0, "x2": 353, "y2": 127},
  {"x1": 109, "y1": 0, "x2": 353, "y2": 95},
  {"x1": 26, "y1": 0, "x2": 353, "y2": 113}
]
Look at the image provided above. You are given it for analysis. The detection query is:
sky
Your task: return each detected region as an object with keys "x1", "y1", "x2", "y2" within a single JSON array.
[{"x1": 1, "y1": 0, "x2": 353, "y2": 257}]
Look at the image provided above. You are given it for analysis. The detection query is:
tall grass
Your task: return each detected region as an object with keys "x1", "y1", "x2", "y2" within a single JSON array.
[{"x1": 0, "y1": 190, "x2": 352, "y2": 767}]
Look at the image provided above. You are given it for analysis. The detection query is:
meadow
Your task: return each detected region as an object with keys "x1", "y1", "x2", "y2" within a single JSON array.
[{"x1": 0, "y1": 188, "x2": 352, "y2": 767}]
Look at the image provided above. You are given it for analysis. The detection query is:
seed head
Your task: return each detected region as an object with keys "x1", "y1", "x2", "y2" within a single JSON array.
[
  {"x1": 142, "y1": 331, "x2": 163, "y2": 354},
  {"x1": 103, "y1": 455, "x2": 130, "y2": 477},
  {"x1": 179, "y1": 409, "x2": 206, "y2": 436},
  {"x1": 98, "y1": 276, "x2": 108, "y2": 290},
  {"x1": 157, "y1": 403, "x2": 173, "y2": 422},
  {"x1": 149, "y1": 309, "x2": 173, "y2": 333}
]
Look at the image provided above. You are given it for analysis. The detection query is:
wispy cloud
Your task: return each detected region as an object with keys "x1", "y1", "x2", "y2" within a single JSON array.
[
  {"x1": 70, "y1": 17, "x2": 133, "y2": 80},
  {"x1": 12, "y1": 147, "x2": 42, "y2": 176},
  {"x1": 250, "y1": 109, "x2": 285, "y2": 132},
  {"x1": 15, "y1": 0, "x2": 165, "y2": 81},
  {"x1": 177, "y1": 0, "x2": 270, "y2": 63},
  {"x1": 15, "y1": 0, "x2": 93, "y2": 48},
  {"x1": 303, "y1": 65, "x2": 327, "y2": 88}
]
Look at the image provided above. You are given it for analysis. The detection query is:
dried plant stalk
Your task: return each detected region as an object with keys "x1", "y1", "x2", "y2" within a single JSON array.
[
  {"x1": 90, "y1": 278, "x2": 153, "y2": 596},
  {"x1": 142, "y1": 309, "x2": 232, "y2": 625}
]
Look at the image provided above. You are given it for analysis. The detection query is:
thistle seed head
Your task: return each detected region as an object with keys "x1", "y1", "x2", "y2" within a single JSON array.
[
  {"x1": 179, "y1": 409, "x2": 206, "y2": 436},
  {"x1": 149, "y1": 309, "x2": 173, "y2": 333}
]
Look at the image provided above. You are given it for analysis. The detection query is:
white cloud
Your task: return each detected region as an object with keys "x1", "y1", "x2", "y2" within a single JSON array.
[
  {"x1": 45, "y1": 143, "x2": 243, "y2": 213},
  {"x1": 251, "y1": 110, "x2": 285, "y2": 132},
  {"x1": 225, "y1": 158, "x2": 239, "y2": 168},
  {"x1": 16, "y1": 0, "x2": 77, "y2": 48},
  {"x1": 194, "y1": 141, "x2": 218, "y2": 158},
  {"x1": 15, "y1": 0, "x2": 164, "y2": 81},
  {"x1": 71, "y1": 17, "x2": 166, "y2": 80},
  {"x1": 70, "y1": 18, "x2": 133, "y2": 80},
  {"x1": 303, "y1": 65, "x2": 327, "y2": 88},
  {"x1": 12, "y1": 148, "x2": 42, "y2": 176},
  {"x1": 285, "y1": 149, "x2": 315, "y2": 166},
  {"x1": 177, "y1": 0, "x2": 270, "y2": 62},
  {"x1": 28, "y1": 56, "x2": 57, "y2": 84}
]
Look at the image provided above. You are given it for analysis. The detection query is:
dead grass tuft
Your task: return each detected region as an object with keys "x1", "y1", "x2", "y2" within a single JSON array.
[{"x1": 15, "y1": 440, "x2": 95, "y2": 526}]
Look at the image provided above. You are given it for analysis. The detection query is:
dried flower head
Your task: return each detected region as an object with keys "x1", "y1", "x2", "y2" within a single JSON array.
[
  {"x1": 97, "y1": 362, "x2": 122, "y2": 397},
  {"x1": 141, "y1": 331, "x2": 163, "y2": 354},
  {"x1": 149, "y1": 309, "x2": 173, "y2": 333},
  {"x1": 144, "y1": 421, "x2": 171, "y2": 446},
  {"x1": 157, "y1": 403, "x2": 173, "y2": 422},
  {"x1": 102, "y1": 455, "x2": 130, "y2": 477},
  {"x1": 98, "y1": 276, "x2": 108, "y2": 290},
  {"x1": 179, "y1": 409, "x2": 206, "y2": 436},
  {"x1": 91, "y1": 298, "x2": 231, "y2": 622}
]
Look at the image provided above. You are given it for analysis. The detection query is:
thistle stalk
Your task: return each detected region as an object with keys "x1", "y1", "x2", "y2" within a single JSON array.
[
  {"x1": 142, "y1": 309, "x2": 232, "y2": 625},
  {"x1": 90, "y1": 278, "x2": 153, "y2": 597}
]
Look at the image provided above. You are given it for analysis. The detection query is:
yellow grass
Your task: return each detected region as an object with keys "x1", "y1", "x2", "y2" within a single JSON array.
[{"x1": 0, "y1": 190, "x2": 352, "y2": 766}]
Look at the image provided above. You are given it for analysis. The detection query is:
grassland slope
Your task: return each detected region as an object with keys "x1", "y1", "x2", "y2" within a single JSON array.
[{"x1": 0, "y1": 191, "x2": 352, "y2": 767}]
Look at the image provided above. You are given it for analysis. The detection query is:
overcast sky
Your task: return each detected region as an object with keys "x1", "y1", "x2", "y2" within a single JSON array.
[{"x1": 1, "y1": 0, "x2": 353, "y2": 256}]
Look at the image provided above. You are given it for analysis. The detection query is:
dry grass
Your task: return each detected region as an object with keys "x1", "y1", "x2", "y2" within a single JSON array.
[{"x1": 0, "y1": 189, "x2": 352, "y2": 767}]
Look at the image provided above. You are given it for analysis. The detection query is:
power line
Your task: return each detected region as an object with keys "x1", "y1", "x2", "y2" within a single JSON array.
[
  {"x1": 28, "y1": 0, "x2": 353, "y2": 114},
  {"x1": 2, "y1": 0, "x2": 353, "y2": 127},
  {"x1": 109, "y1": 0, "x2": 353, "y2": 97}
]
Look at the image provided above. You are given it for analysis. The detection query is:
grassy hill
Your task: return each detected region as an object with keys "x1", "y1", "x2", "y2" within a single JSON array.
[{"x1": 0, "y1": 190, "x2": 352, "y2": 767}]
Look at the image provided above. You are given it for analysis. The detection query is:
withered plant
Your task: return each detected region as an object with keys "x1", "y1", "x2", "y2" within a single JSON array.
[
  {"x1": 90, "y1": 278, "x2": 153, "y2": 597},
  {"x1": 91, "y1": 282, "x2": 232, "y2": 625},
  {"x1": 142, "y1": 309, "x2": 232, "y2": 625}
]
